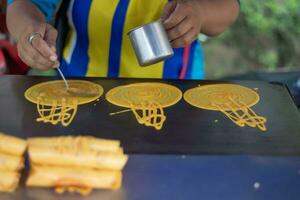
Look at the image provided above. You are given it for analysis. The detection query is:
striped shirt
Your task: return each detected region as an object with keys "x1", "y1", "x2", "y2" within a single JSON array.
[{"x1": 8, "y1": 0, "x2": 205, "y2": 79}]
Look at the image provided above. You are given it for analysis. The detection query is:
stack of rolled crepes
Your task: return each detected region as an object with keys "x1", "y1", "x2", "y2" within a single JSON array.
[
  {"x1": 26, "y1": 136, "x2": 128, "y2": 195},
  {"x1": 0, "y1": 133, "x2": 27, "y2": 192}
]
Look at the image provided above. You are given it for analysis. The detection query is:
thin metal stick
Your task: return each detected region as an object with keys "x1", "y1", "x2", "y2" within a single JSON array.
[
  {"x1": 57, "y1": 67, "x2": 69, "y2": 89},
  {"x1": 109, "y1": 109, "x2": 132, "y2": 116}
]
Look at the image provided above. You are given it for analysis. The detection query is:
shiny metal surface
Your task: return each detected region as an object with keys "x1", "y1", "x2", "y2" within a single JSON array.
[
  {"x1": 1, "y1": 76, "x2": 300, "y2": 155},
  {"x1": 1, "y1": 75, "x2": 300, "y2": 199},
  {"x1": 128, "y1": 21, "x2": 174, "y2": 66},
  {"x1": 56, "y1": 67, "x2": 69, "y2": 89},
  {"x1": 1, "y1": 155, "x2": 300, "y2": 200},
  {"x1": 0, "y1": 76, "x2": 300, "y2": 200}
]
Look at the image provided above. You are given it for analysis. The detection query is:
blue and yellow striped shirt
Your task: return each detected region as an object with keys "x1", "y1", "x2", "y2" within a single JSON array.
[{"x1": 9, "y1": 0, "x2": 205, "y2": 79}]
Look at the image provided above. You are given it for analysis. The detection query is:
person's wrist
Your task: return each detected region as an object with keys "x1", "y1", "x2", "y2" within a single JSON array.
[{"x1": 194, "y1": 0, "x2": 208, "y2": 34}]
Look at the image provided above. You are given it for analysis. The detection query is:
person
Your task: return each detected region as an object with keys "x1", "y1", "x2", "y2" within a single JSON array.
[{"x1": 6, "y1": 0, "x2": 240, "y2": 79}]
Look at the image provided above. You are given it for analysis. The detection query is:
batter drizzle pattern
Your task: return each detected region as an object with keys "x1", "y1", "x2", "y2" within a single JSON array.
[
  {"x1": 184, "y1": 84, "x2": 267, "y2": 132},
  {"x1": 25, "y1": 80, "x2": 103, "y2": 127},
  {"x1": 106, "y1": 83, "x2": 182, "y2": 130}
]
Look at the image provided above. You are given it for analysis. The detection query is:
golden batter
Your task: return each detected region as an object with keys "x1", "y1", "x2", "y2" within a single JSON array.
[
  {"x1": 106, "y1": 82, "x2": 182, "y2": 130},
  {"x1": 28, "y1": 136, "x2": 128, "y2": 170},
  {"x1": 0, "y1": 133, "x2": 26, "y2": 193},
  {"x1": 25, "y1": 80, "x2": 103, "y2": 126},
  {"x1": 184, "y1": 84, "x2": 267, "y2": 131},
  {"x1": 26, "y1": 136, "x2": 127, "y2": 195}
]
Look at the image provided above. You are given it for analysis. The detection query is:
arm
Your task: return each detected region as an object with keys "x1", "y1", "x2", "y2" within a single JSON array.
[
  {"x1": 195, "y1": 0, "x2": 240, "y2": 36},
  {"x1": 6, "y1": 0, "x2": 59, "y2": 70},
  {"x1": 161, "y1": 0, "x2": 240, "y2": 48}
]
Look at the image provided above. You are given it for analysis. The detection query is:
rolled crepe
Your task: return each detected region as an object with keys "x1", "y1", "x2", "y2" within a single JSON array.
[
  {"x1": 28, "y1": 145, "x2": 128, "y2": 170},
  {"x1": 26, "y1": 166, "x2": 122, "y2": 191},
  {"x1": 0, "y1": 152, "x2": 24, "y2": 171},
  {"x1": 0, "y1": 133, "x2": 27, "y2": 156},
  {"x1": 0, "y1": 170, "x2": 20, "y2": 192},
  {"x1": 28, "y1": 136, "x2": 121, "y2": 153}
]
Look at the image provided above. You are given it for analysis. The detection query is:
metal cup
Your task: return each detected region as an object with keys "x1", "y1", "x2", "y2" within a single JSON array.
[{"x1": 128, "y1": 20, "x2": 174, "y2": 66}]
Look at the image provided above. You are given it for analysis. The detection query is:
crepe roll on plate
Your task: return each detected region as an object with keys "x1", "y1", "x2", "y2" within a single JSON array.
[
  {"x1": 28, "y1": 145, "x2": 128, "y2": 170},
  {"x1": 0, "y1": 170, "x2": 21, "y2": 192},
  {"x1": 0, "y1": 133, "x2": 27, "y2": 156},
  {"x1": 0, "y1": 152, "x2": 24, "y2": 171},
  {"x1": 26, "y1": 166, "x2": 122, "y2": 195},
  {"x1": 28, "y1": 136, "x2": 121, "y2": 153}
]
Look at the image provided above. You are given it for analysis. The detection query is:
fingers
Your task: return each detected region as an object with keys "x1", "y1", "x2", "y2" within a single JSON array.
[
  {"x1": 167, "y1": 17, "x2": 192, "y2": 41},
  {"x1": 161, "y1": 1, "x2": 177, "y2": 21},
  {"x1": 171, "y1": 28, "x2": 198, "y2": 48},
  {"x1": 162, "y1": 1, "x2": 202, "y2": 48},
  {"x1": 16, "y1": 23, "x2": 59, "y2": 70},
  {"x1": 44, "y1": 24, "x2": 58, "y2": 53},
  {"x1": 31, "y1": 36, "x2": 57, "y2": 62},
  {"x1": 163, "y1": 3, "x2": 186, "y2": 30},
  {"x1": 18, "y1": 42, "x2": 56, "y2": 70}
]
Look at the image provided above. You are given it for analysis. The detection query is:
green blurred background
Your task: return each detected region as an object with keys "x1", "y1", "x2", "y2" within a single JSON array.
[{"x1": 202, "y1": 0, "x2": 300, "y2": 79}]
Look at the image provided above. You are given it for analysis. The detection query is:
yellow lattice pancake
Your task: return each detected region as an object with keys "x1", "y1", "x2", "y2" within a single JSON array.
[
  {"x1": 25, "y1": 80, "x2": 103, "y2": 106},
  {"x1": 106, "y1": 82, "x2": 182, "y2": 109},
  {"x1": 184, "y1": 84, "x2": 267, "y2": 131},
  {"x1": 106, "y1": 82, "x2": 182, "y2": 130},
  {"x1": 24, "y1": 80, "x2": 103, "y2": 127},
  {"x1": 184, "y1": 84, "x2": 259, "y2": 111}
]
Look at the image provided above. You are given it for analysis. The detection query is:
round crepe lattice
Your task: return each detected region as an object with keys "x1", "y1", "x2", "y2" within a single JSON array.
[
  {"x1": 25, "y1": 80, "x2": 103, "y2": 126},
  {"x1": 184, "y1": 84, "x2": 267, "y2": 131},
  {"x1": 106, "y1": 82, "x2": 182, "y2": 130}
]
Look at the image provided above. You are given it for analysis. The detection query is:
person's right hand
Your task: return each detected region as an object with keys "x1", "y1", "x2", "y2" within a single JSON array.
[{"x1": 17, "y1": 22, "x2": 59, "y2": 70}]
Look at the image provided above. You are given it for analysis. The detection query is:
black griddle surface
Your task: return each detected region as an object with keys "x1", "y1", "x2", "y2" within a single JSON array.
[{"x1": 0, "y1": 75, "x2": 300, "y2": 156}]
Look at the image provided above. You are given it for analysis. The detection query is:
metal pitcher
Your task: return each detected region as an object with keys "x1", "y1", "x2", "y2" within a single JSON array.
[{"x1": 128, "y1": 20, "x2": 174, "y2": 66}]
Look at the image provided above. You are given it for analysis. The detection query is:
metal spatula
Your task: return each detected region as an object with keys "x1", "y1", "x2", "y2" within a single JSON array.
[{"x1": 56, "y1": 67, "x2": 98, "y2": 97}]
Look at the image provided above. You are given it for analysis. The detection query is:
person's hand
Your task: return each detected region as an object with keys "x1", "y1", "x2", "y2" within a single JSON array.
[
  {"x1": 17, "y1": 22, "x2": 59, "y2": 70},
  {"x1": 161, "y1": 0, "x2": 203, "y2": 48}
]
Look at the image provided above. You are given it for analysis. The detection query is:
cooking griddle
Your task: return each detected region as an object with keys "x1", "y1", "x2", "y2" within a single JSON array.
[
  {"x1": 2, "y1": 155, "x2": 300, "y2": 200},
  {"x1": 0, "y1": 75, "x2": 300, "y2": 156}
]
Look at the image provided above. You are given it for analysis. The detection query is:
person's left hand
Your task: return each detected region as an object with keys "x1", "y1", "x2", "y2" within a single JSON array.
[{"x1": 161, "y1": 0, "x2": 203, "y2": 48}]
